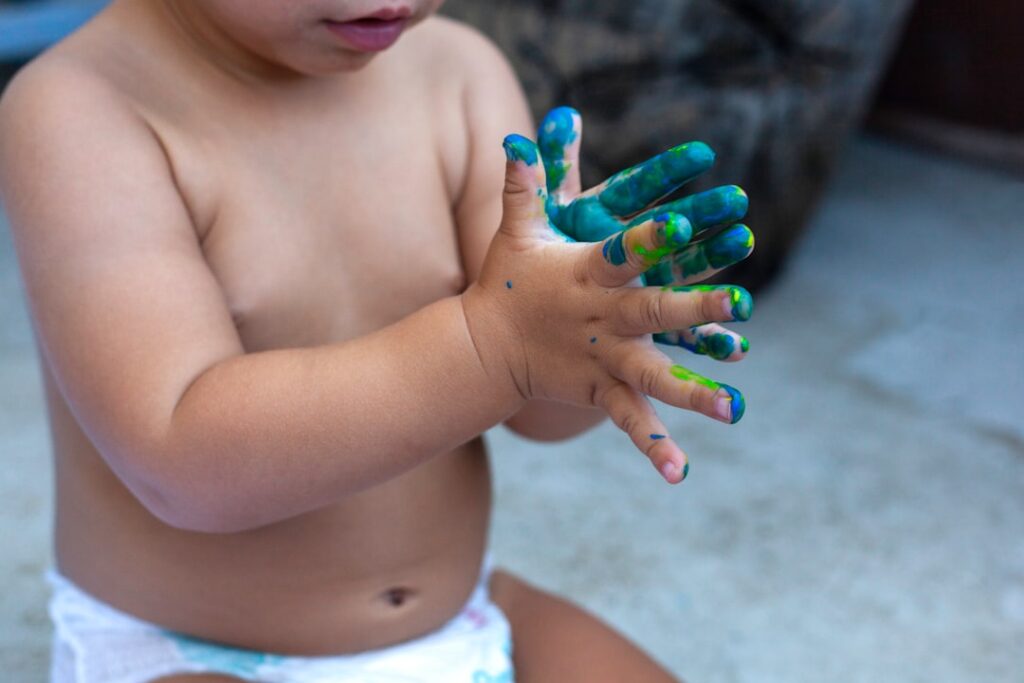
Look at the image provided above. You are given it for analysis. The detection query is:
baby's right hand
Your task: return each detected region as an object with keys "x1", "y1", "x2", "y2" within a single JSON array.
[{"x1": 462, "y1": 135, "x2": 751, "y2": 484}]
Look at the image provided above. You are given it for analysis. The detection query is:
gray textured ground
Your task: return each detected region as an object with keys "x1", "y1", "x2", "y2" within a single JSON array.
[{"x1": 1, "y1": 138, "x2": 1022, "y2": 681}]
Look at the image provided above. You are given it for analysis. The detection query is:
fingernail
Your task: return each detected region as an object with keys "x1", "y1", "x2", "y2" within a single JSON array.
[
  {"x1": 717, "y1": 384, "x2": 746, "y2": 424},
  {"x1": 503, "y1": 134, "x2": 538, "y2": 165},
  {"x1": 661, "y1": 461, "x2": 676, "y2": 482},
  {"x1": 715, "y1": 395, "x2": 732, "y2": 421},
  {"x1": 722, "y1": 287, "x2": 754, "y2": 321}
]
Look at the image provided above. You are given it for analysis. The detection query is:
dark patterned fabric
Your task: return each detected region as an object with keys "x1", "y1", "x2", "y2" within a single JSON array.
[{"x1": 443, "y1": 0, "x2": 914, "y2": 288}]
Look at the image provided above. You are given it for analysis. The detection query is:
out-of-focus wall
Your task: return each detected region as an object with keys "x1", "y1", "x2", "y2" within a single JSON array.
[
  {"x1": 442, "y1": 0, "x2": 915, "y2": 290},
  {"x1": 876, "y1": 0, "x2": 1023, "y2": 134}
]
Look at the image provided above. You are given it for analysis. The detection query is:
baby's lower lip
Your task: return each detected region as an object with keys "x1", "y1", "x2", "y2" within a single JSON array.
[{"x1": 324, "y1": 18, "x2": 408, "y2": 52}]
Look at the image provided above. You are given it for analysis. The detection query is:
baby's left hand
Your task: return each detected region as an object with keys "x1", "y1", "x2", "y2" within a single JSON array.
[{"x1": 536, "y1": 107, "x2": 755, "y2": 363}]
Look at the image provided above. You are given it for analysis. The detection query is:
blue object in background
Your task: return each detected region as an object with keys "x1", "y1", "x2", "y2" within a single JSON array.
[{"x1": 0, "y1": 0, "x2": 107, "y2": 60}]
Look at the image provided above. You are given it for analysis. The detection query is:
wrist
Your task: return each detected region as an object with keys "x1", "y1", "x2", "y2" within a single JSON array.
[{"x1": 459, "y1": 283, "x2": 529, "y2": 410}]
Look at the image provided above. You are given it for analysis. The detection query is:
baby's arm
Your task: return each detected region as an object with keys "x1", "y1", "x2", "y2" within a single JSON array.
[
  {"x1": 451, "y1": 27, "x2": 607, "y2": 441},
  {"x1": 0, "y1": 64, "x2": 739, "y2": 535},
  {"x1": 0, "y1": 65, "x2": 525, "y2": 532}
]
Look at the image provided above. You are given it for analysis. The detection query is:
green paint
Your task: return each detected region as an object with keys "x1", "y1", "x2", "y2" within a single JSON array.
[
  {"x1": 682, "y1": 462, "x2": 690, "y2": 480},
  {"x1": 670, "y1": 365, "x2": 745, "y2": 424},
  {"x1": 669, "y1": 364, "x2": 720, "y2": 391},
  {"x1": 653, "y1": 327, "x2": 748, "y2": 361}
]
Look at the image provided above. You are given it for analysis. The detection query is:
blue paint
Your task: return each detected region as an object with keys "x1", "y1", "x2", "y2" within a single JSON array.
[
  {"x1": 650, "y1": 433, "x2": 666, "y2": 440},
  {"x1": 631, "y1": 185, "x2": 748, "y2": 234},
  {"x1": 720, "y1": 384, "x2": 746, "y2": 424},
  {"x1": 603, "y1": 232, "x2": 628, "y2": 266},
  {"x1": 556, "y1": 195, "x2": 623, "y2": 242},
  {"x1": 705, "y1": 223, "x2": 755, "y2": 269},
  {"x1": 538, "y1": 107, "x2": 579, "y2": 193},
  {"x1": 590, "y1": 337, "x2": 598, "y2": 344},
  {"x1": 682, "y1": 462, "x2": 690, "y2": 480},
  {"x1": 502, "y1": 134, "x2": 539, "y2": 166},
  {"x1": 598, "y1": 142, "x2": 716, "y2": 217},
  {"x1": 505, "y1": 280, "x2": 513, "y2": 289}
]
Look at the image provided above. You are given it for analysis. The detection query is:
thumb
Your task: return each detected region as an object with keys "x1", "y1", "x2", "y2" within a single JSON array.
[{"x1": 501, "y1": 134, "x2": 549, "y2": 236}]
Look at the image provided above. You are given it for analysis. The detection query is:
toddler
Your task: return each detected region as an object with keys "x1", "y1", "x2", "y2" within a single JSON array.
[{"x1": 0, "y1": 1, "x2": 753, "y2": 681}]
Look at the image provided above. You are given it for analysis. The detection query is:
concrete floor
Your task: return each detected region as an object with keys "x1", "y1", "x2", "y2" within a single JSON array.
[{"x1": 1, "y1": 137, "x2": 1022, "y2": 681}]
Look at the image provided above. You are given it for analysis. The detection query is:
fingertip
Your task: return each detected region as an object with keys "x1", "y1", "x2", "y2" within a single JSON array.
[
  {"x1": 657, "y1": 212, "x2": 693, "y2": 247},
  {"x1": 686, "y1": 141, "x2": 716, "y2": 167},
  {"x1": 503, "y1": 134, "x2": 540, "y2": 166},
  {"x1": 718, "y1": 384, "x2": 746, "y2": 424},
  {"x1": 657, "y1": 445, "x2": 690, "y2": 485},
  {"x1": 728, "y1": 286, "x2": 754, "y2": 321},
  {"x1": 730, "y1": 185, "x2": 750, "y2": 214}
]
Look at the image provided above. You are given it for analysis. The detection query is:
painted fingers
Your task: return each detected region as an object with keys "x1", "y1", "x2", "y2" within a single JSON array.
[
  {"x1": 538, "y1": 107, "x2": 583, "y2": 202},
  {"x1": 654, "y1": 324, "x2": 750, "y2": 362},
  {"x1": 596, "y1": 141, "x2": 716, "y2": 217},
  {"x1": 588, "y1": 213, "x2": 693, "y2": 287},
  {"x1": 645, "y1": 223, "x2": 755, "y2": 287},
  {"x1": 596, "y1": 343, "x2": 746, "y2": 482},
  {"x1": 596, "y1": 382, "x2": 691, "y2": 484}
]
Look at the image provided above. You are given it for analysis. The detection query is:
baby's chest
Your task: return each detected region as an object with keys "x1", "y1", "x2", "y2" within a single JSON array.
[{"x1": 199, "y1": 167, "x2": 467, "y2": 352}]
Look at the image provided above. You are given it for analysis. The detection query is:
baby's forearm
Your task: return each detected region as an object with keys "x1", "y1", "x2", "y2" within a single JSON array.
[{"x1": 153, "y1": 294, "x2": 522, "y2": 533}]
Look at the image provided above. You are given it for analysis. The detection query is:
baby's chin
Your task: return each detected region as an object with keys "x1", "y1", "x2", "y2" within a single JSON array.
[{"x1": 275, "y1": 18, "x2": 427, "y2": 76}]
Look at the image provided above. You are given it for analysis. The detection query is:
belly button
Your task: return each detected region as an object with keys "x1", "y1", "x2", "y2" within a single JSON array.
[{"x1": 382, "y1": 587, "x2": 415, "y2": 607}]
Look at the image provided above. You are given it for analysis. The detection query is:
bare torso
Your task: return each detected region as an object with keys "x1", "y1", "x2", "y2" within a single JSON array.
[{"x1": 44, "y1": 2, "x2": 491, "y2": 655}]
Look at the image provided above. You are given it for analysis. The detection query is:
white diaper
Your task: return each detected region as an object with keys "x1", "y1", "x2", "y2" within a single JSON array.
[{"x1": 47, "y1": 560, "x2": 514, "y2": 683}]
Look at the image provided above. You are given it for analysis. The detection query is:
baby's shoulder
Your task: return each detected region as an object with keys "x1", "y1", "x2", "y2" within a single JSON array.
[
  {"x1": 406, "y1": 16, "x2": 521, "y2": 95},
  {"x1": 0, "y1": 45, "x2": 138, "y2": 144}
]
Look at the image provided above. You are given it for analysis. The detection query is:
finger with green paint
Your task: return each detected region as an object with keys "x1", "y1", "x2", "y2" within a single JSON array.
[
  {"x1": 537, "y1": 106, "x2": 749, "y2": 243},
  {"x1": 536, "y1": 107, "x2": 755, "y2": 362},
  {"x1": 473, "y1": 136, "x2": 749, "y2": 483}
]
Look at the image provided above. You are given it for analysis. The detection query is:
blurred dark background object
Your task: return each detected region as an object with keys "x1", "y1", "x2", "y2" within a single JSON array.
[
  {"x1": 442, "y1": 0, "x2": 916, "y2": 290},
  {"x1": 868, "y1": 0, "x2": 1024, "y2": 174}
]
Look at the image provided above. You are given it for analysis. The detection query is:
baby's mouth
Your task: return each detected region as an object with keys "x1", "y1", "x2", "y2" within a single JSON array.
[{"x1": 324, "y1": 11, "x2": 411, "y2": 52}]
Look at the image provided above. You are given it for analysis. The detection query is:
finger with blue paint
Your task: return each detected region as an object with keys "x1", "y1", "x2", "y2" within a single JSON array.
[
  {"x1": 643, "y1": 223, "x2": 755, "y2": 288},
  {"x1": 537, "y1": 107, "x2": 734, "y2": 243},
  {"x1": 476, "y1": 137, "x2": 752, "y2": 484},
  {"x1": 655, "y1": 324, "x2": 750, "y2": 362}
]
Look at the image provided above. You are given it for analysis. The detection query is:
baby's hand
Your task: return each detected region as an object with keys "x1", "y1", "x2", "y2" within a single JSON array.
[
  {"x1": 537, "y1": 107, "x2": 755, "y2": 363},
  {"x1": 463, "y1": 135, "x2": 751, "y2": 484}
]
